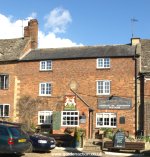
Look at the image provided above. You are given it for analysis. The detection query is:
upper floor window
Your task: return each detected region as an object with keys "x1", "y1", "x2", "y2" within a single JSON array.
[
  {"x1": 97, "y1": 80, "x2": 110, "y2": 95},
  {"x1": 39, "y1": 82, "x2": 52, "y2": 96},
  {"x1": 0, "y1": 74, "x2": 9, "y2": 90},
  {"x1": 96, "y1": 113, "x2": 116, "y2": 128},
  {"x1": 0, "y1": 104, "x2": 9, "y2": 117},
  {"x1": 40, "y1": 60, "x2": 52, "y2": 71},
  {"x1": 38, "y1": 111, "x2": 53, "y2": 125},
  {"x1": 97, "y1": 58, "x2": 110, "y2": 69},
  {"x1": 61, "y1": 111, "x2": 79, "y2": 126}
]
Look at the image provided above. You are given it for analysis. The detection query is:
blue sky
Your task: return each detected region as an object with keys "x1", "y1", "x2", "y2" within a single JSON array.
[{"x1": 0, "y1": 0, "x2": 150, "y2": 48}]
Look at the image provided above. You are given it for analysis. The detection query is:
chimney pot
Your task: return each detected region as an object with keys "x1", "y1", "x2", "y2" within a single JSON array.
[{"x1": 24, "y1": 19, "x2": 38, "y2": 49}]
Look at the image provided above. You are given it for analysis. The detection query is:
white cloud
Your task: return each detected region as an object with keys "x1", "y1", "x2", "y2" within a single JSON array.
[
  {"x1": 0, "y1": 11, "x2": 83, "y2": 48},
  {"x1": 38, "y1": 31, "x2": 83, "y2": 48},
  {"x1": 0, "y1": 14, "x2": 24, "y2": 38},
  {"x1": 44, "y1": 7, "x2": 72, "y2": 33}
]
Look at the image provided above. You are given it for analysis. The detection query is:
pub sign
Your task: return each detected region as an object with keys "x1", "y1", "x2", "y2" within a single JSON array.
[
  {"x1": 98, "y1": 96, "x2": 132, "y2": 110},
  {"x1": 64, "y1": 95, "x2": 76, "y2": 111}
]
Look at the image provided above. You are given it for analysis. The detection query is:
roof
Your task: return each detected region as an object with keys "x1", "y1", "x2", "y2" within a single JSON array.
[
  {"x1": 0, "y1": 37, "x2": 30, "y2": 61},
  {"x1": 21, "y1": 45, "x2": 135, "y2": 61}
]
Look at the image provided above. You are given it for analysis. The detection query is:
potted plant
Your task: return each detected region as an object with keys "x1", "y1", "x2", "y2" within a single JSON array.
[
  {"x1": 74, "y1": 129, "x2": 80, "y2": 147},
  {"x1": 74, "y1": 128, "x2": 86, "y2": 148}
]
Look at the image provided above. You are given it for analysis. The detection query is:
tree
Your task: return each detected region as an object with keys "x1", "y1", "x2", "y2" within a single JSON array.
[{"x1": 17, "y1": 95, "x2": 45, "y2": 131}]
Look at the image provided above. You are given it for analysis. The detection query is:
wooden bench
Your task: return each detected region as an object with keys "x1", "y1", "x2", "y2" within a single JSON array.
[{"x1": 104, "y1": 141, "x2": 145, "y2": 153}]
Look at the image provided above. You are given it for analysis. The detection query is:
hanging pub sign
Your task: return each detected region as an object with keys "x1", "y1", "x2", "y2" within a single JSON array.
[
  {"x1": 97, "y1": 96, "x2": 132, "y2": 110},
  {"x1": 64, "y1": 95, "x2": 76, "y2": 111}
]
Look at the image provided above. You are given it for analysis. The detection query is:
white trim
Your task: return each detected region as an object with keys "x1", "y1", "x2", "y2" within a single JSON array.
[
  {"x1": 39, "y1": 82, "x2": 52, "y2": 96},
  {"x1": 61, "y1": 111, "x2": 79, "y2": 127},
  {"x1": 96, "y1": 58, "x2": 110, "y2": 69},
  {"x1": 38, "y1": 111, "x2": 53, "y2": 125},
  {"x1": 96, "y1": 80, "x2": 111, "y2": 95},
  {"x1": 96, "y1": 112, "x2": 116, "y2": 128},
  {"x1": 40, "y1": 60, "x2": 52, "y2": 71}
]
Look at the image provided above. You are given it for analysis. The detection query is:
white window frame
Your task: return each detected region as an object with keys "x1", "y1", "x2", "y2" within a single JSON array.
[
  {"x1": 0, "y1": 104, "x2": 10, "y2": 117},
  {"x1": 40, "y1": 60, "x2": 52, "y2": 71},
  {"x1": 96, "y1": 80, "x2": 110, "y2": 95},
  {"x1": 97, "y1": 58, "x2": 110, "y2": 69},
  {"x1": 38, "y1": 111, "x2": 53, "y2": 125},
  {"x1": 96, "y1": 113, "x2": 117, "y2": 128},
  {"x1": 61, "y1": 111, "x2": 79, "y2": 127},
  {"x1": 39, "y1": 82, "x2": 52, "y2": 96}
]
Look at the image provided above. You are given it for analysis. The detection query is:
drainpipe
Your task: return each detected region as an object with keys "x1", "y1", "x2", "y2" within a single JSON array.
[
  {"x1": 135, "y1": 56, "x2": 137, "y2": 137},
  {"x1": 88, "y1": 108, "x2": 94, "y2": 139}
]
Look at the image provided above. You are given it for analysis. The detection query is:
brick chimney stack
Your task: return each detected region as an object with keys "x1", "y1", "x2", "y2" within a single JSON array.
[{"x1": 24, "y1": 19, "x2": 38, "y2": 49}]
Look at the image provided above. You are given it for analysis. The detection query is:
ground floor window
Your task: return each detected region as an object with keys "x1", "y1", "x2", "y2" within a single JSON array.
[
  {"x1": 38, "y1": 111, "x2": 52, "y2": 125},
  {"x1": 96, "y1": 113, "x2": 116, "y2": 128},
  {"x1": 0, "y1": 104, "x2": 9, "y2": 117},
  {"x1": 61, "y1": 111, "x2": 79, "y2": 126}
]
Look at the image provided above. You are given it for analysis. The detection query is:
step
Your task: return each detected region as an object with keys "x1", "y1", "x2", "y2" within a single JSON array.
[{"x1": 83, "y1": 145, "x2": 101, "y2": 151}]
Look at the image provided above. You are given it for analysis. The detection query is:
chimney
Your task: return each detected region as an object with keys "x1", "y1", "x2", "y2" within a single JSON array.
[
  {"x1": 131, "y1": 37, "x2": 140, "y2": 46},
  {"x1": 24, "y1": 19, "x2": 38, "y2": 49}
]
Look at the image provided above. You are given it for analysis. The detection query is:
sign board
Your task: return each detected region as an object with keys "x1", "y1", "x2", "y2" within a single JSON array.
[
  {"x1": 64, "y1": 95, "x2": 76, "y2": 111},
  {"x1": 98, "y1": 97, "x2": 132, "y2": 110},
  {"x1": 114, "y1": 131, "x2": 125, "y2": 148}
]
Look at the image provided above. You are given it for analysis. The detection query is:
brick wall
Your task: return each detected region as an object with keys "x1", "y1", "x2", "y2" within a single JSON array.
[
  {"x1": 15, "y1": 57, "x2": 135, "y2": 137},
  {"x1": 0, "y1": 62, "x2": 17, "y2": 121},
  {"x1": 143, "y1": 79, "x2": 150, "y2": 135}
]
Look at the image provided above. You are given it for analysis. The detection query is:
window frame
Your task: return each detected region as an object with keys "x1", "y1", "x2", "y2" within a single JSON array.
[
  {"x1": 97, "y1": 58, "x2": 110, "y2": 69},
  {"x1": 96, "y1": 80, "x2": 110, "y2": 95},
  {"x1": 0, "y1": 74, "x2": 9, "y2": 90},
  {"x1": 61, "y1": 111, "x2": 79, "y2": 127},
  {"x1": 96, "y1": 113, "x2": 117, "y2": 128},
  {"x1": 0, "y1": 104, "x2": 10, "y2": 117},
  {"x1": 39, "y1": 82, "x2": 52, "y2": 96},
  {"x1": 40, "y1": 60, "x2": 52, "y2": 71},
  {"x1": 38, "y1": 111, "x2": 53, "y2": 125}
]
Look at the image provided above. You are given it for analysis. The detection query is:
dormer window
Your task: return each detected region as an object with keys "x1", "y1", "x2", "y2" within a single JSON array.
[
  {"x1": 97, "y1": 58, "x2": 110, "y2": 69},
  {"x1": 40, "y1": 60, "x2": 52, "y2": 71}
]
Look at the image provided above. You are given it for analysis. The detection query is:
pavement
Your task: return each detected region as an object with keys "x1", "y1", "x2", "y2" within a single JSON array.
[{"x1": 0, "y1": 147, "x2": 149, "y2": 157}]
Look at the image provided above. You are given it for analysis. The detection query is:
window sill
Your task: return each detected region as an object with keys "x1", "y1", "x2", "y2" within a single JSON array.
[
  {"x1": 96, "y1": 94, "x2": 110, "y2": 96},
  {"x1": 39, "y1": 70, "x2": 52, "y2": 72},
  {"x1": 61, "y1": 125, "x2": 79, "y2": 127},
  {"x1": 96, "y1": 126, "x2": 116, "y2": 128},
  {"x1": 39, "y1": 94, "x2": 51, "y2": 97},
  {"x1": 96, "y1": 68, "x2": 110, "y2": 70}
]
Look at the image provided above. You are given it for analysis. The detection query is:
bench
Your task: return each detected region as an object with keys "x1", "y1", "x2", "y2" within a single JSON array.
[
  {"x1": 49, "y1": 134, "x2": 74, "y2": 147},
  {"x1": 104, "y1": 141, "x2": 145, "y2": 153}
]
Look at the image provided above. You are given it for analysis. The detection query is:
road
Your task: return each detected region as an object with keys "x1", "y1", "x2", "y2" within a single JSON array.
[{"x1": 0, "y1": 148, "x2": 145, "y2": 157}]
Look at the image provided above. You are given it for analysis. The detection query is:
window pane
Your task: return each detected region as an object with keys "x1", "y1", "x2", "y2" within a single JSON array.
[
  {"x1": 47, "y1": 61, "x2": 52, "y2": 70},
  {"x1": 5, "y1": 76, "x2": 9, "y2": 89},
  {"x1": 4, "y1": 105, "x2": 9, "y2": 116},
  {"x1": 46, "y1": 83, "x2": 51, "y2": 94},
  {"x1": 39, "y1": 111, "x2": 52, "y2": 124},
  {"x1": 62, "y1": 111, "x2": 78, "y2": 126},
  {"x1": 41, "y1": 84, "x2": 45, "y2": 94},
  {"x1": 0, "y1": 105, "x2": 3, "y2": 117},
  {"x1": 96, "y1": 113, "x2": 116, "y2": 127}
]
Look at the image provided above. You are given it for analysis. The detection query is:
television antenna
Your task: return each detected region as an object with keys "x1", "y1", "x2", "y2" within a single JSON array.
[{"x1": 131, "y1": 18, "x2": 138, "y2": 37}]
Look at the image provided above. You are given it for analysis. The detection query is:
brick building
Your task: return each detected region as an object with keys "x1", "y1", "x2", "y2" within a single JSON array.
[
  {"x1": 0, "y1": 19, "x2": 137, "y2": 138},
  {"x1": 0, "y1": 19, "x2": 38, "y2": 121}
]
